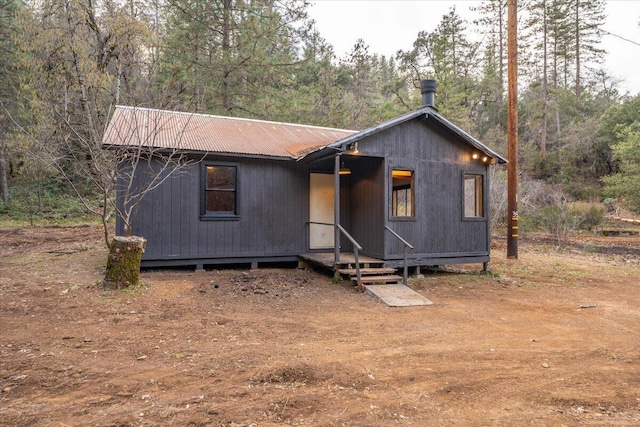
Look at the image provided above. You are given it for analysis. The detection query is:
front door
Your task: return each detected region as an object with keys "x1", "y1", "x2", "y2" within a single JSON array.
[{"x1": 309, "y1": 173, "x2": 334, "y2": 249}]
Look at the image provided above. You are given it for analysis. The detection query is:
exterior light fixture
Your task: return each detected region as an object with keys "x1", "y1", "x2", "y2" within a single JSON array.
[
  {"x1": 482, "y1": 156, "x2": 489, "y2": 162},
  {"x1": 472, "y1": 153, "x2": 479, "y2": 160},
  {"x1": 350, "y1": 142, "x2": 359, "y2": 154}
]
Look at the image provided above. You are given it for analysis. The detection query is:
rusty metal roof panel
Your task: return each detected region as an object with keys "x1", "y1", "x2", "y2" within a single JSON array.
[{"x1": 103, "y1": 106, "x2": 356, "y2": 159}]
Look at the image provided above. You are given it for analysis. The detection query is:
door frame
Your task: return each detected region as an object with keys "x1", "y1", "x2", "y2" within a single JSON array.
[{"x1": 308, "y1": 172, "x2": 335, "y2": 250}]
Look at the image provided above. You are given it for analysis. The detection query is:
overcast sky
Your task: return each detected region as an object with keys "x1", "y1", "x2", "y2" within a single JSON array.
[{"x1": 308, "y1": 0, "x2": 640, "y2": 95}]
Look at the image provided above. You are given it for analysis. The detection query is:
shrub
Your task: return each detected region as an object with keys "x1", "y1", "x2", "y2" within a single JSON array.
[{"x1": 571, "y1": 202, "x2": 605, "y2": 231}]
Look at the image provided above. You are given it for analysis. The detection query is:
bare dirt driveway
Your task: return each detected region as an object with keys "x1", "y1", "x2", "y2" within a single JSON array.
[{"x1": 1, "y1": 225, "x2": 639, "y2": 426}]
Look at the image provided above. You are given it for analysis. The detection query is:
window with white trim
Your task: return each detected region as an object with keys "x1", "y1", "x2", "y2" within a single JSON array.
[{"x1": 464, "y1": 174, "x2": 484, "y2": 218}]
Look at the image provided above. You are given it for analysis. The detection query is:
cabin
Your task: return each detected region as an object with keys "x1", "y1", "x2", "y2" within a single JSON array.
[{"x1": 103, "y1": 80, "x2": 507, "y2": 285}]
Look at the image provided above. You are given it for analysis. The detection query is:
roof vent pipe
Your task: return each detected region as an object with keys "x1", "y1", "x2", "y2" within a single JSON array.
[{"x1": 421, "y1": 79, "x2": 437, "y2": 108}]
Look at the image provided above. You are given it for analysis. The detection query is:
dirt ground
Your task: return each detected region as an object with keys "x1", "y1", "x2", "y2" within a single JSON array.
[{"x1": 1, "y1": 225, "x2": 639, "y2": 426}]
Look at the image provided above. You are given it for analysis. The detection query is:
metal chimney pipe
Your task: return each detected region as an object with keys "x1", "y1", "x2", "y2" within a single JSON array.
[{"x1": 421, "y1": 79, "x2": 437, "y2": 107}]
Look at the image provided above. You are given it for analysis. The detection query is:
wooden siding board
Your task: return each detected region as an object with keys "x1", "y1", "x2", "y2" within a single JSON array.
[
  {"x1": 128, "y1": 155, "x2": 308, "y2": 265},
  {"x1": 168, "y1": 172, "x2": 178, "y2": 255},
  {"x1": 250, "y1": 163, "x2": 258, "y2": 253},
  {"x1": 265, "y1": 161, "x2": 275, "y2": 254},
  {"x1": 125, "y1": 112, "x2": 493, "y2": 267},
  {"x1": 188, "y1": 163, "x2": 200, "y2": 257},
  {"x1": 253, "y1": 160, "x2": 266, "y2": 254},
  {"x1": 354, "y1": 116, "x2": 491, "y2": 261},
  {"x1": 152, "y1": 172, "x2": 164, "y2": 257},
  {"x1": 276, "y1": 163, "x2": 290, "y2": 251},
  {"x1": 292, "y1": 166, "x2": 309, "y2": 252},
  {"x1": 180, "y1": 172, "x2": 190, "y2": 256},
  {"x1": 349, "y1": 157, "x2": 384, "y2": 258}
]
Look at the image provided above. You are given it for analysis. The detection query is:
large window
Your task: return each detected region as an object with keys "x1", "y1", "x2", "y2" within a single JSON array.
[
  {"x1": 203, "y1": 164, "x2": 237, "y2": 217},
  {"x1": 464, "y1": 174, "x2": 484, "y2": 218},
  {"x1": 392, "y1": 169, "x2": 414, "y2": 217}
]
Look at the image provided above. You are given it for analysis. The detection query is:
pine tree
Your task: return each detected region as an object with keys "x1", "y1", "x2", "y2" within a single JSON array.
[
  {"x1": 157, "y1": 0, "x2": 311, "y2": 117},
  {"x1": 397, "y1": 7, "x2": 481, "y2": 124},
  {"x1": 0, "y1": 0, "x2": 19, "y2": 205},
  {"x1": 568, "y1": 0, "x2": 605, "y2": 99},
  {"x1": 473, "y1": 0, "x2": 507, "y2": 93}
]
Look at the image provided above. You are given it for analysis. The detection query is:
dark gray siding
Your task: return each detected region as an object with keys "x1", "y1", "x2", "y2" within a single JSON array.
[
  {"x1": 349, "y1": 157, "x2": 385, "y2": 258},
  {"x1": 351, "y1": 116, "x2": 491, "y2": 263},
  {"x1": 120, "y1": 112, "x2": 494, "y2": 268},
  {"x1": 122, "y1": 155, "x2": 309, "y2": 266}
]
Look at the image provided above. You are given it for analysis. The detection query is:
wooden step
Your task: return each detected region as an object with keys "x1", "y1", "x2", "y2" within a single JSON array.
[
  {"x1": 351, "y1": 275, "x2": 403, "y2": 284},
  {"x1": 338, "y1": 267, "x2": 397, "y2": 276},
  {"x1": 335, "y1": 262, "x2": 386, "y2": 269}
]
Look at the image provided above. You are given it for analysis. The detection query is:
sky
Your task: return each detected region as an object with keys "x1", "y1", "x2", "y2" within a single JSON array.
[{"x1": 308, "y1": 0, "x2": 640, "y2": 96}]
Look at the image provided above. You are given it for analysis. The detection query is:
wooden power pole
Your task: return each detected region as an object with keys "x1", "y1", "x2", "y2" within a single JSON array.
[{"x1": 507, "y1": 0, "x2": 519, "y2": 259}]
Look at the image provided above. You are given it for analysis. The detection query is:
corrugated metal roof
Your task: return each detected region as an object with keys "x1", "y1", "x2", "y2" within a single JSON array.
[{"x1": 103, "y1": 106, "x2": 357, "y2": 159}]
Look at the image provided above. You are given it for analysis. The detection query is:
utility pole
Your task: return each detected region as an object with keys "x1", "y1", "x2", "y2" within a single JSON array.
[{"x1": 507, "y1": 0, "x2": 519, "y2": 259}]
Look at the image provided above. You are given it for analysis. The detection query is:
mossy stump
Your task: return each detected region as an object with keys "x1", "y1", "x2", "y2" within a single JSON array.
[{"x1": 104, "y1": 236, "x2": 147, "y2": 289}]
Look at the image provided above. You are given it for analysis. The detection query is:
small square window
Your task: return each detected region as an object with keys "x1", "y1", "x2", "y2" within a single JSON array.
[
  {"x1": 392, "y1": 169, "x2": 414, "y2": 217},
  {"x1": 464, "y1": 174, "x2": 484, "y2": 218},
  {"x1": 203, "y1": 165, "x2": 237, "y2": 216}
]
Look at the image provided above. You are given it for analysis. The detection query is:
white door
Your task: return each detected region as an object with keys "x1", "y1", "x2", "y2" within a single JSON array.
[{"x1": 309, "y1": 173, "x2": 335, "y2": 249}]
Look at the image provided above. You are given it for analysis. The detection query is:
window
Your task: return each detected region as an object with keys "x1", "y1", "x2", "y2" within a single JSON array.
[
  {"x1": 392, "y1": 169, "x2": 414, "y2": 217},
  {"x1": 203, "y1": 164, "x2": 237, "y2": 217},
  {"x1": 464, "y1": 174, "x2": 484, "y2": 218}
]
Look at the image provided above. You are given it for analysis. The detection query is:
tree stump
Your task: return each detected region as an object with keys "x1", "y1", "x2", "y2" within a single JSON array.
[{"x1": 104, "y1": 236, "x2": 147, "y2": 289}]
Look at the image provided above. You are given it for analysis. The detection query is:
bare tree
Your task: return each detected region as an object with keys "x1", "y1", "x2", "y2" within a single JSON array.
[
  {"x1": 103, "y1": 106, "x2": 201, "y2": 238},
  {"x1": 6, "y1": 103, "x2": 199, "y2": 286}
]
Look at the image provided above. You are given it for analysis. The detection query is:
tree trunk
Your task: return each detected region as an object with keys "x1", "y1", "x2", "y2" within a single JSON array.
[
  {"x1": 499, "y1": 0, "x2": 504, "y2": 92},
  {"x1": 104, "y1": 236, "x2": 147, "y2": 289},
  {"x1": 541, "y1": 0, "x2": 548, "y2": 159},
  {"x1": 222, "y1": 0, "x2": 232, "y2": 112},
  {"x1": 0, "y1": 156, "x2": 8, "y2": 205},
  {"x1": 575, "y1": 0, "x2": 580, "y2": 99}
]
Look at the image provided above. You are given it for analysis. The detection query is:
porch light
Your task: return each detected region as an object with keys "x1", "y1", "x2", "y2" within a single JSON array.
[
  {"x1": 472, "y1": 153, "x2": 479, "y2": 160},
  {"x1": 482, "y1": 156, "x2": 489, "y2": 162},
  {"x1": 349, "y1": 142, "x2": 359, "y2": 154}
]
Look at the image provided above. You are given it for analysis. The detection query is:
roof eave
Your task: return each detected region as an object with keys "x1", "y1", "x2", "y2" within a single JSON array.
[
  {"x1": 425, "y1": 108, "x2": 508, "y2": 164},
  {"x1": 298, "y1": 109, "x2": 427, "y2": 162},
  {"x1": 297, "y1": 145, "x2": 343, "y2": 163},
  {"x1": 103, "y1": 144, "x2": 298, "y2": 162},
  {"x1": 300, "y1": 107, "x2": 507, "y2": 165},
  {"x1": 328, "y1": 108, "x2": 427, "y2": 151}
]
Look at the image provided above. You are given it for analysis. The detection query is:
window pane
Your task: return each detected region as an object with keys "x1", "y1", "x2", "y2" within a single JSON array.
[
  {"x1": 464, "y1": 174, "x2": 483, "y2": 217},
  {"x1": 206, "y1": 190, "x2": 235, "y2": 213},
  {"x1": 398, "y1": 190, "x2": 407, "y2": 216},
  {"x1": 207, "y1": 166, "x2": 235, "y2": 190},
  {"x1": 392, "y1": 170, "x2": 414, "y2": 217},
  {"x1": 204, "y1": 164, "x2": 237, "y2": 215}
]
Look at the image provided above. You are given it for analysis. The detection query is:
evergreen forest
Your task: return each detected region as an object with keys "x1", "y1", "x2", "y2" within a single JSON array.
[{"x1": 1, "y1": 0, "x2": 639, "y2": 235}]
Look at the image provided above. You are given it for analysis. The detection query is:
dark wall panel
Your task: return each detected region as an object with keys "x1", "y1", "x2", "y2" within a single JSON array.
[
  {"x1": 127, "y1": 155, "x2": 309, "y2": 262},
  {"x1": 349, "y1": 157, "x2": 385, "y2": 258},
  {"x1": 351, "y1": 116, "x2": 491, "y2": 260},
  {"x1": 124, "y1": 113, "x2": 493, "y2": 265}
]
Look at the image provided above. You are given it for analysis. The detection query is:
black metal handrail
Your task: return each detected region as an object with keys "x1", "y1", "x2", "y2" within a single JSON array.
[
  {"x1": 307, "y1": 221, "x2": 364, "y2": 290},
  {"x1": 385, "y1": 225, "x2": 414, "y2": 285},
  {"x1": 336, "y1": 224, "x2": 363, "y2": 291}
]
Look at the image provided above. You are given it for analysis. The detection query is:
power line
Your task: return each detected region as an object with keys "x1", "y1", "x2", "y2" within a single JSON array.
[{"x1": 600, "y1": 28, "x2": 640, "y2": 47}]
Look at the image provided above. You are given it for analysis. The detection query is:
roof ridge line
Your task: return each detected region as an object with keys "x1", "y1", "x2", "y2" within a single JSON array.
[{"x1": 114, "y1": 105, "x2": 357, "y2": 133}]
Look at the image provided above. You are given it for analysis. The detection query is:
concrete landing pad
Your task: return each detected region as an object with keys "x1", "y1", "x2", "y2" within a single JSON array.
[{"x1": 364, "y1": 284, "x2": 434, "y2": 307}]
